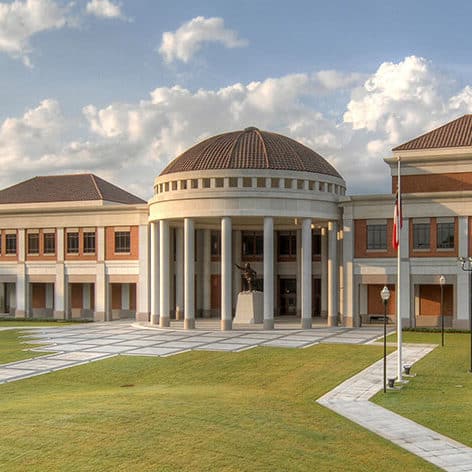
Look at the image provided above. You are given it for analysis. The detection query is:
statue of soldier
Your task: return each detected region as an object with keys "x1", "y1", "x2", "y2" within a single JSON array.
[{"x1": 235, "y1": 262, "x2": 257, "y2": 292}]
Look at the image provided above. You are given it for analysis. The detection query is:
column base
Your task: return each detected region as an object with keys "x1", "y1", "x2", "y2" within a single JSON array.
[
  {"x1": 320, "y1": 310, "x2": 328, "y2": 319},
  {"x1": 184, "y1": 319, "x2": 195, "y2": 329},
  {"x1": 263, "y1": 319, "x2": 274, "y2": 330},
  {"x1": 328, "y1": 316, "x2": 338, "y2": 327},
  {"x1": 94, "y1": 311, "x2": 106, "y2": 322},
  {"x1": 53, "y1": 310, "x2": 65, "y2": 320},
  {"x1": 160, "y1": 316, "x2": 170, "y2": 328},
  {"x1": 220, "y1": 319, "x2": 232, "y2": 331},
  {"x1": 150, "y1": 314, "x2": 160, "y2": 325},
  {"x1": 301, "y1": 318, "x2": 312, "y2": 329},
  {"x1": 15, "y1": 309, "x2": 26, "y2": 319},
  {"x1": 136, "y1": 312, "x2": 149, "y2": 322},
  {"x1": 344, "y1": 316, "x2": 354, "y2": 328}
]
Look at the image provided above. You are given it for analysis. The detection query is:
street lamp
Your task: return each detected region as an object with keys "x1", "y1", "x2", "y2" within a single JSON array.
[
  {"x1": 439, "y1": 275, "x2": 445, "y2": 347},
  {"x1": 457, "y1": 257, "x2": 472, "y2": 373},
  {"x1": 381, "y1": 285, "x2": 391, "y2": 393}
]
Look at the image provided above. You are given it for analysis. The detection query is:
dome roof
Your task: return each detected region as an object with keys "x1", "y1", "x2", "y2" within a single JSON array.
[{"x1": 160, "y1": 127, "x2": 342, "y2": 178}]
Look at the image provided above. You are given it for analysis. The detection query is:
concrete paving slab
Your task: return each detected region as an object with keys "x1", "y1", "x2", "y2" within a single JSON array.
[
  {"x1": 263, "y1": 339, "x2": 311, "y2": 348},
  {"x1": 195, "y1": 343, "x2": 246, "y2": 352},
  {"x1": 124, "y1": 347, "x2": 182, "y2": 356}
]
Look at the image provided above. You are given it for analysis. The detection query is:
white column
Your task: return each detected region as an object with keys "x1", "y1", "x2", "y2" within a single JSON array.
[
  {"x1": 159, "y1": 220, "x2": 170, "y2": 327},
  {"x1": 301, "y1": 218, "x2": 312, "y2": 329},
  {"x1": 233, "y1": 230, "x2": 242, "y2": 298},
  {"x1": 54, "y1": 228, "x2": 66, "y2": 319},
  {"x1": 184, "y1": 218, "x2": 195, "y2": 329},
  {"x1": 342, "y1": 218, "x2": 355, "y2": 327},
  {"x1": 15, "y1": 229, "x2": 26, "y2": 318},
  {"x1": 83, "y1": 283, "x2": 91, "y2": 311},
  {"x1": 328, "y1": 221, "x2": 338, "y2": 326},
  {"x1": 456, "y1": 216, "x2": 469, "y2": 328},
  {"x1": 221, "y1": 216, "x2": 232, "y2": 330},
  {"x1": 296, "y1": 228, "x2": 301, "y2": 317},
  {"x1": 263, "y1": 217, "x2": 274, "y2": 329},
  {"x1": 95, "y1": 227, "x2": 107, "y2": 321},
  {"x1": 175, "y1": 226, "x2": 184, "y2": 318},
  {"x1": 202, "y1": 229, "x2": 211, "y2": 318},
  {"x1": 321, "y1": 227, "x2": 328, "y2": 318},
  {"x1": 150, "y1": 222, "x2": 160, "y2": 324},
  {"x1": 136, "y1": 224, "x2": 149, "y2": 321}
]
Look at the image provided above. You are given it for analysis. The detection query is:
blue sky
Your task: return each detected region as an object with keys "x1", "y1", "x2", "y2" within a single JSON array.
[{"x1": 1, "y1": 0, "x2": 472, "y2": 197}]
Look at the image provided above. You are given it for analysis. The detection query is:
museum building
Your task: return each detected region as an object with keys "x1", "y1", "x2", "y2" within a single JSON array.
[{"x1": 1, "y1": 116, "x2": 472, "y2": 330}]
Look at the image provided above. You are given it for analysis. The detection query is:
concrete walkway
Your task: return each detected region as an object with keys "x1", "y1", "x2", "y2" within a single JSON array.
[
  {"x1": 318, "y1": 344, "x2": 472, "y2": 472},
  {"x1": 0, "y1": 323, "x2": 386, "y2": 384}
]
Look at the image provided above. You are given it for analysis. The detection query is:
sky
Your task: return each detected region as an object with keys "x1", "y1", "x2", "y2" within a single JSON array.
[{"x1": 2, "y1": 0, "x2": 472, "y2": 199}]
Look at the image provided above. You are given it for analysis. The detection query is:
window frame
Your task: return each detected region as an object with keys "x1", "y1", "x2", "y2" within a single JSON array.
[
  {"x1": 413, "y1": 223, "x2": 431, "y2": 250},
  {"x1": 278, "y1": 231, "x2": 297, "y2": 260},
  {"x1": 27, "y1": 233, "x2": 40, "y2": 255},
  {"x1": 436, "y1": 222, "x2": 454, "y2": 249},
  {"x1": 366, "y1": 224, "x2": 387, "y2": 250},
  {"x1": 241, "y1": 231, "x2": 263, "y2": 260},
  {"x1": 43, "y1": 233, "x2": 56, "y2": 255},
  {"x1": 83, "y1": 231, "x2": 96, "y2": 254},
  {"x1": 66, "y1": 232, "x2": 80, "y2": 254},
  {"x1": 114, "y1": 231, "x2": 130, "y2": 254},
  {"x1": 5, "y1": 234, "x2": 16, "y2": 255}
]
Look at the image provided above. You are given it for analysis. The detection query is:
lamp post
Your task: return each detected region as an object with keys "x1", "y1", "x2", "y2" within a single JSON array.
[
  {"x1": 457, "y1": 257, "x2": 472, "y2": 373},
  {"x1": 381, "y1": 285, "x2": 391, "y2": 393},
  {"x1": 439, "y1": 275, "x2": 445, "y2": 347}
]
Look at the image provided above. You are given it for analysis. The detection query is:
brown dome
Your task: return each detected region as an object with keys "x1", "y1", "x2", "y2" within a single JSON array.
[{"x1": 160, "y1": 127, "x2": 342, "y2": 178}]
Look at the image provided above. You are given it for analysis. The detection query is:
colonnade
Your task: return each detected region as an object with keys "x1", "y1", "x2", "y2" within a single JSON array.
[{"x1": 150, "y1": 217, "x2": 339, "y2": 330}]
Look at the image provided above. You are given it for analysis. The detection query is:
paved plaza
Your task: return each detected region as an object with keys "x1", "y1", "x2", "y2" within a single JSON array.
[{"x1": 0, "y1": 322, "x2": 387, "y2": 384}]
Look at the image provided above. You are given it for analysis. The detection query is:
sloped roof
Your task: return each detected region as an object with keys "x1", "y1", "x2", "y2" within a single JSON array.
[
  {"x1": 393, "y1": 115, "x2": 472, "y2": 151},
  {"x1": 160, "y1": 127, "x2": 342, "y2": 178},
  {"x1": 0, "y1": 174, "x2": 146, "y2": 205}
]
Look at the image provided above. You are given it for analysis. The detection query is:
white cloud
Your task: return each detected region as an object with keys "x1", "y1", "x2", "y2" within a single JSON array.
[
  {"x1": 0, "y1": 0, "x2": 73, "y2": 66},
  {"x1": 159, "y1": 16, "x2": 248, "y2": 63},
  {"x1": 3, "y1": 56, "x2": 472, "y2": 197},
  {"x1": 85, "y1": 0, "x2": 127, "y2": 20}
]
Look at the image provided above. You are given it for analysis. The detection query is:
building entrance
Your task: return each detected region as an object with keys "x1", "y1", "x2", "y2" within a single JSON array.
[{"x1": 279, "y1": 278, "x2": 296, "y2": 315}]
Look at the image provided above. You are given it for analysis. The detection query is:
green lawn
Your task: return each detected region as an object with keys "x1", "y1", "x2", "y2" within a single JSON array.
[
  {"x1": 0, "y1": 330, "x2": 48, "y2": 364},
  {"x1": 374, "y1": 331, "x2": 472, "y2": 448},
  {"x1": 0, "y1": 343, "x2": 437, "y2": 472},
  {"x1": 0, "y1": 319, "x2": 87, "y2": 327}
]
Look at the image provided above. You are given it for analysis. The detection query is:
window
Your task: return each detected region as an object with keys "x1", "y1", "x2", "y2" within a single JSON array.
[
  {"x1": 43, "y1": 233, "x2": 55, "y2": 254},
  {"x1": 5, "y1": 234, "x2": 16, "y2": 254},
  {"x1": 27, "y1": 233, "x2": 39, "y2": 254},
  {"x1": 413, "y1": 223, "x2": 430, "y2": 249},
  {"x1": 115, "y1": 231, "x2": 130, "y2": 253},
  {"x1": 312, "y1": 231, "x2": 321, "y2": 256},
  {"x1": 437, "y1": 222, "x2": 454, "y2": 249},
  {"x1": 242, "y1": 231, "x2": 263, "y2": 258},
  {"x1": 211, "y1": 231, "x2": 220, "y2": 257},
  {"x1": 67, "y1": 232, "x2": 79, "y2": 253},
  {"x1": 83, "y1": 232, "x2": 96, "y2": 253},
  {"x1": 367, "y1": 224, "x2": 387, "y2": 250},
  {"x1": 279, "y1": 231, "x2": 297, "y2": 258}
]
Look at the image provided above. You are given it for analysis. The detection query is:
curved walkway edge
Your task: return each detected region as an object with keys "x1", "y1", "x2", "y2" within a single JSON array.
[{"x1": 317, "y1": 344, "x2": 472, "y2": 472}]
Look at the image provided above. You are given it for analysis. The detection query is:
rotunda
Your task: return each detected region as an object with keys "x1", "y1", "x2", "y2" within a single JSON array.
[{"x1": 148, "y1": 127, "x2": 345, "y2": 330}]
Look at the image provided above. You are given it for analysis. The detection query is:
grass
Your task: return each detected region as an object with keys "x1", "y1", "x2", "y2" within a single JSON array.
[
  {"x1": 0, "y1": 343, "x2": 438, "y2": 472},
  {"x1": 0, "y1": 318, "x2": 88, "y2": 327},
  {"x1": 0, "y1": 330, "x2": 48, "y2": 364},
  {"x1": 374, "y1": 331, "x2": 472, "y2": 448}
]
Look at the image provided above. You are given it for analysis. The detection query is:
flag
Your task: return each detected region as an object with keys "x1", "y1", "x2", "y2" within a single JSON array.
[{"x1": 392, "y1": 190, "x2": 402, "y2": 250}]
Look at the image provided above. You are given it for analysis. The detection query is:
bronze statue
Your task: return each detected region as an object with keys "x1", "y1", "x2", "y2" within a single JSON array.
[{"x1": 235, "y1": 262, "x2": 257, "y2": 292}]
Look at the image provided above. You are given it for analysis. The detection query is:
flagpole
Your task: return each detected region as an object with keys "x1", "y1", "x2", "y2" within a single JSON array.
[{"x1": 397, "y1": 156, "x2": 403, "y2": 382}]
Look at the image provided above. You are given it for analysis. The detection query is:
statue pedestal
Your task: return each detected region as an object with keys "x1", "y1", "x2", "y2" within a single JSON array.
[{"x1": 234, "y1": 291, "x2": 263, "y2": 324}]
